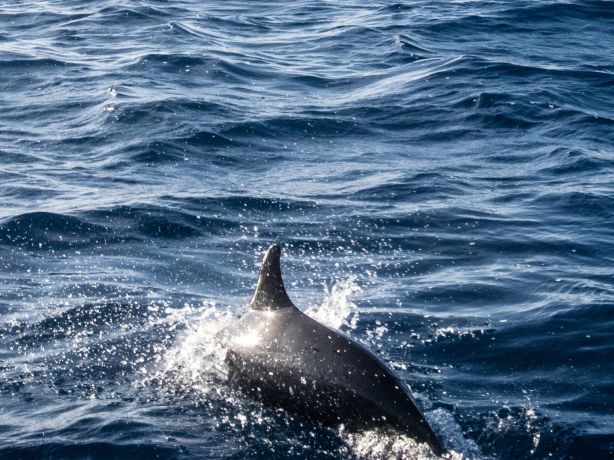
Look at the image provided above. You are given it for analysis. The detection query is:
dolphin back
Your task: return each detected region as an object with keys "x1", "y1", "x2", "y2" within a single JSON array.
[{"x1": 235, "y1": 244, "x2": 446, "y2": 456}]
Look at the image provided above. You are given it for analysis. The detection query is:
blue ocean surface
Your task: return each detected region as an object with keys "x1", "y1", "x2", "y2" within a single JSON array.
[{"x1": 1, "y1": 0, "x2": 613, "y2": 458}]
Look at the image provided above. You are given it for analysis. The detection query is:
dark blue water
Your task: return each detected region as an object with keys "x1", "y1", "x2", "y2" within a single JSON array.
[{"x1": 1, "y1": 1, "x2": 613, "y2": 458}]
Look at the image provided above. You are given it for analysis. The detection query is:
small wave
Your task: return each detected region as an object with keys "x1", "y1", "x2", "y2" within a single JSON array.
[
  {"x1": 321, "y1": 56, "x2": 464, "y2": 106},
  {"x1": 123, "y1": 53, "x2": 222, "y2": 72},
  {"x1": 85, "y1": 204, "x2": 228, "y2": 239},
  {"x1": 0, "y1": 9, "x2": 91, "y2": 29},
  {"x1": 392, "y1": 34, "x2": 432, "y2": 57},
  {"x1": 10, "y1": 301, "x2": 155, "y2": 345},
  {"x1": 0, "y1": 212, "x2": 112, "y2": 249},
  {"x1": 344, "y1": 173, "x2": 467, "y2": 202},
  {"x1": 221, "y1": 115, "x2": 367, "y2": 140},
  {"x1": 122, "y1": 52, "x2": 277, "y2": 86},
  {"x1": 498, "y1": 1, "x2": 614, "y2": 23},
  {"x1": 0, "y1": 442, "x2": 180, "y2": 459},
  {"x1": 463, "y1": 112, "x2": 537, "y2": 130},
  {"x1": 180, "y1": 130, "x2": 238, "y2": 148},
  {"x1": 530, "y1": 190, "x2": 614, "y2": 220},
  {"x1": 377, "y1": 3, "x2": 415, "y2": 13},
  {"x1": 452, "y1": 91, "x2": 516, "y2": 110},
  {"x1": 162, "y1": 195, "x2": 319, "y2": 215},
  {"x1": 0, "y1": 57, "x2": 78, "y2": 70},
  {"x1": 537, "y1": 147, "x2": 613, "y2": 176},
  {"x1": 0, "y1": 206, "x2": 239, "y2": 249},
  {"x1": 93, "y1": 6, "x2": 171, "y2": 22}
]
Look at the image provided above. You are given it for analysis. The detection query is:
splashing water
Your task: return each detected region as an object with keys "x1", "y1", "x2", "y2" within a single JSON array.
[
  {"x1": 341, "y1": 428, "x2": 439, "y2": 460},
  {"x1": 305, "y1": 277, "x2": 361, "y2": 330},
  {"x1": 142, "y1": 303, "x2": 235, "y2": 398},
  {"x1": 150, "y1": 278, "x2": 361, "y2": 395},
  {"x1": 138, "y1": 279, "x2": 480, "y2": 459},
  {"x1": 341, "y1": 421, "x2": 482, "y2": 460},
  {"x1": 427, "y1": 409, "x2": 483, "y2": 459},
  {"x1": 340, "y1": 426, "x2": 477, "y2": 460}
]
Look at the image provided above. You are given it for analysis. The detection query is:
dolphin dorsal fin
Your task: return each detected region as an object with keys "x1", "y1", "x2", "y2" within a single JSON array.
[{"x1": 249, "y1": 244, "x2": 295, "y2": 310}]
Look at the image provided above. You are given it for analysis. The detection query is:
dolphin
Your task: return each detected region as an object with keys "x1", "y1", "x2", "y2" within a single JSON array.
[{"x1": 221, "y1": 244, "x2": 445, "y2": 456}]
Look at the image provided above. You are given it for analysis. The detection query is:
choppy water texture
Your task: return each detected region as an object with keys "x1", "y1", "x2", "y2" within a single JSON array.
[{"x1": 1, "y1": 0, "x2": 613, "y2": 458}]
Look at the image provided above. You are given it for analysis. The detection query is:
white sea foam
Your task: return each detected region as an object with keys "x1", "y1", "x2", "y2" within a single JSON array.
[
  {"x1": 142, "y1": 303, "x2": 234, "y2": 397},
  {"x1": 340, "y1": 425, "x2": 479, "y2": 460},
  {"x1": 341, "y1": 428, "x2": 439, "y2": 459},
  {"x1": 341, "y1": 417, "x2": 481, "y2": 460},
  {"x1": 427, "y1": 408, "x2": 483, "y2": 459},
  {"x1": 305, "y1": 276, "x2": 361, "y2": 330},
  {"x1": 434, "y1": 326, "x2": 488, "y2": 340}
]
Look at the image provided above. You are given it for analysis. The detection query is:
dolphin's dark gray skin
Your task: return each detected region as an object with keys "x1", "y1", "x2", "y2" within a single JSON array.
[{"x1": 221, "y1": 244, "x2": 445, "y2": 456}]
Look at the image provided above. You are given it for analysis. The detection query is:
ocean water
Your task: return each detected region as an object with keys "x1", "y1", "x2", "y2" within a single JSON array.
[{"x1": 1, "y1": 0, "x2": 613, "y2": 458}]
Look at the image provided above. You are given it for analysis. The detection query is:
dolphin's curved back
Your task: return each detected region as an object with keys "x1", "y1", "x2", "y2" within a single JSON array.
[
  {"x1": 232, "y1": 244, "x2": 446, "y2": 456},
  {"x1": 249, "y1": 244, "x2": 295, "y2": 310}
]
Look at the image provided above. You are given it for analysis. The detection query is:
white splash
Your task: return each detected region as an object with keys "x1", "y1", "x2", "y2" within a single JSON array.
[
  {"x1": 341, "y1": 427, "x2": 463, "y2": 460},
  {"x1": 427, "y1": 408, "x2": 482, "y2": 459},
  {"x1": 144, "y1": 303, "x2": 235, "y2": 396},
  {"x1": 146, "y1": 281, "x2": 482, "y2": 460},
  {"x1": 305, "y1": 277, "x2": 361, "y2": 330},
  {"x1": 434, "y1": 326, "x2": 487, "y2": 340},
  {"x1": 341, "y1": 423, "x2": 478, "y2": 460},
  {"x1": 148, "y1": 278, "x2": 361, "y2": 395}
]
